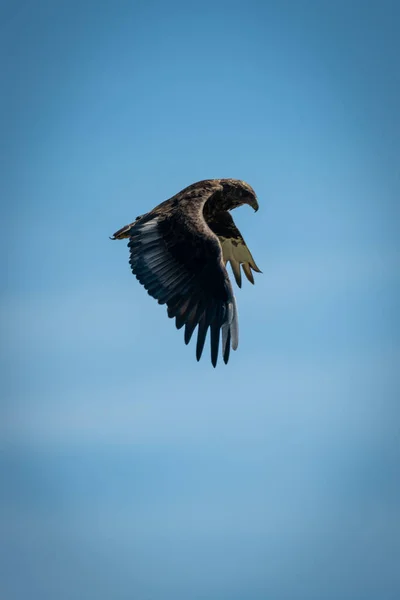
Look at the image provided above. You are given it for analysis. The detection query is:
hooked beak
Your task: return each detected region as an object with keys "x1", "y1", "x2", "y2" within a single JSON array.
[{"x1": 249, "y1": 197, "x2": 259, "y2": 212}]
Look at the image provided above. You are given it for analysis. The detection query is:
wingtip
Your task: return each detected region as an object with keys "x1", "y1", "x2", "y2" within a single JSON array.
[
  {"x1": 251, "y1": 264, "x2": 262, "y2": 274},
  {"x1": 243, "y1": 263, "x2": 254, "y2": 284}
]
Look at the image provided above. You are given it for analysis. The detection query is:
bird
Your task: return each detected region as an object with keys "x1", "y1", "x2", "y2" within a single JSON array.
[{"x1": 111, "y1": 178, "x2": 261, "y2": 367}]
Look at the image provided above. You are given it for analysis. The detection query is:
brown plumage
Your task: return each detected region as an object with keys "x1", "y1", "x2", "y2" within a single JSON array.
[{"x1": 111, "y1": 178, "x2": 261, "y2": 367}]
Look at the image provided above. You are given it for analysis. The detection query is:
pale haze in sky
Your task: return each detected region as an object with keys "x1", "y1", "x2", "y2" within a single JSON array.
[{"x1": 1, "y1": 1, "x2": 399, "y2": 599}]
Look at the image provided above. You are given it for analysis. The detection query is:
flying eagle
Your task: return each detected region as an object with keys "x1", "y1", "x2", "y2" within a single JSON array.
[{"x1": 111, "y1": 179, "x2": 261, "y2": 366}]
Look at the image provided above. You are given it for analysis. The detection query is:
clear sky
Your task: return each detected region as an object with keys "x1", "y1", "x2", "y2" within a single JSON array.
[{"x1": 1, "y1": 1, "x2": 399, "y2": 599}]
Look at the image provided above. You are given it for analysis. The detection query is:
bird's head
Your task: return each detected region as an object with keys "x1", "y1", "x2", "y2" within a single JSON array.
[{"x1": 220, "y1": 179, "x2": 259, "y2": 212}]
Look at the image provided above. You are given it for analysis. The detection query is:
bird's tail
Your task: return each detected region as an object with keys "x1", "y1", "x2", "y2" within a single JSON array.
[{"x1": 110, "y1": 216, "x2": 142, "y2": 240}]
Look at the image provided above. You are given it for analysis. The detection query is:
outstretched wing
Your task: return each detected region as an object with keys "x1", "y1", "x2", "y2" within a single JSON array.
[
  {"x1": 119, "y1": 210, "x2": 239, "y2": 367},
  {"x1": 206, "y1": 211, "x2": 261, "y2": 288}
]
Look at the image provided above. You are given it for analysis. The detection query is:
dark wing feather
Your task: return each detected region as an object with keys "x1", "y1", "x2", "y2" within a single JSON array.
[
  {"x1": 127, "y1": 212, "x2": 238, "y2": 366},
  {"x1": 206, "y1": 211, "x2": 261, "y2": 288}
]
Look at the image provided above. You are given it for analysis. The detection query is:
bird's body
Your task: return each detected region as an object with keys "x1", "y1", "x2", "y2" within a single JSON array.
[{"x1": 111, "y1": 179, "x2": 261, "y2": 366}]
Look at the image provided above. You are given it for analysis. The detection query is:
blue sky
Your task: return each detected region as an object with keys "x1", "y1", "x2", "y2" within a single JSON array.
[{"x1": 1, "y1": 1, "x2": 399, "y2": 599}]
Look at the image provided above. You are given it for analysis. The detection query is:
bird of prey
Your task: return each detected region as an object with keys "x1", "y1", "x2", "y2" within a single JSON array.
[{"x1": 111, "y1": 178, "x2": 261, "y2": 367}]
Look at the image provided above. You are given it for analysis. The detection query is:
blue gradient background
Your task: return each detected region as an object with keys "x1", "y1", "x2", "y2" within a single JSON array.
[{"x1": 1, "y1": 1, "x2": 399, "y2": 599}]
